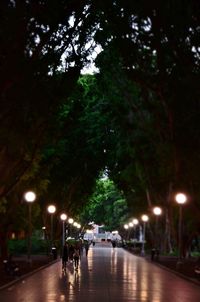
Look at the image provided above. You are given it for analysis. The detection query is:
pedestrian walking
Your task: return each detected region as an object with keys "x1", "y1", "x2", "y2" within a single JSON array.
[
  {"x1": 111, "y1": 240, "x2": 116, "y2": 248},
  {"x1": 68, "y1": 244, "x2": 75, "y2": 263},
  {"x1": 62, "y1": 242, "x2": 69, "y2": 270},
  {"x1": 84, "y1": 240, "x2": 89, "y2": 257},
  {"x1": 73, "y1": 246, "x2": 80, "y2": 270}
]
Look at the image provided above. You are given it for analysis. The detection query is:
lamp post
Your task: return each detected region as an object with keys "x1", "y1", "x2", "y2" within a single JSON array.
[
  {"x1": 132, "y1": 218, "x2": 139, "y2": 247},
  {"x1": 60, "y1": 213, "x2": 67, "y2": 247},
  {"x1": 152, "y1": 206, "x2": 162, "y2": 250},
  {"x1": 68, "y1": 218, "x2": 74, "y2": 237},
  {"x1": 77, "y1": 223, "x2": 81, "y2": 239},
  {"x1": 73, "y1": 222, "x2": 80, "y2": 239},
  {"x1": 42, "y1": 226, "x2": 46, "y2": 240},
  {"x1": 47, "y1": 205, "x2": 56, "y2": 248},
  {"x1": 124, "y1": 224, "x2": 129, "y2": 241},
  {"x1": 175, "y1": 193, "x2": 187, "y2": 263},
  {"x1": 141, "y1": 214, "x2": 149, "y2": 256},
  {"x1": 24, "y1": 191, "x2": 36, "y2": 262},
  {"x1": 128, "y1": 222, "x2": 133, "y2": 240}
]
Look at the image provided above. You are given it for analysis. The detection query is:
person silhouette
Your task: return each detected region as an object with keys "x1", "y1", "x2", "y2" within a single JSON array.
[
  {"x1": 73, "y1": 245, "x2": 80, "y2": 270},
  {"x1": 84, "y1": 240, "x2": 89, "y2": 256},
  {"x1": 62, "y1": 242, "x2": 69, "y2": 270}
]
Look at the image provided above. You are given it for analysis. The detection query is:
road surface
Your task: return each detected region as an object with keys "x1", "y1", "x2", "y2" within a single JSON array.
[{"x1": 0, "y1": 243, "x2": 200, "y2": 301}]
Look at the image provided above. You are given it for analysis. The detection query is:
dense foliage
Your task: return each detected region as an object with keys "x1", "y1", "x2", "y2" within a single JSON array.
[
  {"x1": 0, "y1": 1, "x2": 199, "y2": 256},
  {"x1": 79, "y1": 177, "x2": 129, "y2": 231}
]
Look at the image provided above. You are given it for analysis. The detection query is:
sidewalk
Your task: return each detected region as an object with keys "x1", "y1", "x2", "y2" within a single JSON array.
[
  {"x1": 125, "y1": 248, "x2": 200, "y2": 285},
  {"x1": 0, "y1": 254, "x2": 55, "y2": 288},
  {"x1": 1, "y1": 244, "x2": 200, "y2": 302},
  {"x1": 1, "y1": 248, "x2": 200, "y2": 290}
]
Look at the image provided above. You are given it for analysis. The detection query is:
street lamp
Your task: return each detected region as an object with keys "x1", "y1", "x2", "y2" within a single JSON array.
[
  {"x1": 73, "y1": 222, "x2": 80, "y2": 239},
  {"x1": 77, "y1": 223, "x2": 81, "y2": 229},
  {"x1": 68, "y1": 218, "x2": 74, "y2": 237},
  {"x1": 141, "y1": 214, "x2": 149, "y2": 256},
  {"x1": 47, "y1": 205, "x2": 56, "y2": 248},
  {"x1": 128, "y1": 222, "x2": 133, "y2": 240},
  {"x1": 175, "y1": 193, "x2": 187, "y2": 263},
  {"x1": 24, "y1": 191, "x2": 36, "y2": 262},
  {"x1": 153, "y1": 206, "x2": 162, "y2": 216},
  {"x1": 42, "y1": 226, "x2": 46, "y2": 240},
  {"x1": 152, "y1": 206, "x2": 162, "y2": 250},
  {"x1": 60, "y1": 213, "x2": 67, "y2": 247},
  {"x1": 133, "y1": 218, "x2": 139, "y2": 225},
  {"x1": 132, "y1": 218, "x2": 139, "y2": 246},
  {"x1": 68, "y1": 218, "x2": 74, "y2": 224},
  {"x1": 124, "y1": 224, "x2": 129, "y2": 241}
]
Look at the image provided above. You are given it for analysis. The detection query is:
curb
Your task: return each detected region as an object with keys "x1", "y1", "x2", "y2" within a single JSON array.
[
  {"x1": 124, "y1": 248, "x2": 200, "y2": 287},
  {"x1": 147, "y1": 259, "x2": 200, "y2": 287},
  {"x1": 0, "y1": 258, "x2": 60, "y2": 291}
]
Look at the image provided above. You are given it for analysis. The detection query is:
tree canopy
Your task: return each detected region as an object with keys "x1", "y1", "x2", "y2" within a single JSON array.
[
  {"x1": 0, "y1": 0, "x2": 200, "y2": 256},
  {"x1": 78, "y1": 177, "x2": 129, "y2": 231}
]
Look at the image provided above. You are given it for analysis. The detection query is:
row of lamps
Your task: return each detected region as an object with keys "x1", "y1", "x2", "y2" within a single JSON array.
[
  {"x1": 24, "y1": 191, "x2": 81, "y2": 262},
  {"x1": 123, "y1": 192, "x2": 187, "y2": 260}
]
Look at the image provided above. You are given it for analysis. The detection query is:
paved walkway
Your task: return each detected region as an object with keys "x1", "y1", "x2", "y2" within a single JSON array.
[{"x1": 0, "y1": 243, "x2": 200, "y2": 302}]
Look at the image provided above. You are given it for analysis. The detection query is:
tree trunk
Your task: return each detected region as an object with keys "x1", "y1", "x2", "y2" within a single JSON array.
[{"x1": 163, "y1": 183, "x2": 174, "y2": 253}]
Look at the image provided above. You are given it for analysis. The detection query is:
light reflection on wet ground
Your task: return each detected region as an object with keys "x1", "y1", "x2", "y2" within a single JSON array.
[{"x1": 0, "y1": 243, "x2": 200, "y2": 301}]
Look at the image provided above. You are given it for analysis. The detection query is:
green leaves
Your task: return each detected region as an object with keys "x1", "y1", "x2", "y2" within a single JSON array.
[{"x1": 78, "y1": 177, "x2": 128, "y2": 230}]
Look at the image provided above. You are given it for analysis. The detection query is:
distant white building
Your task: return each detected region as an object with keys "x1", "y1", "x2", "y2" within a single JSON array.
[{"x1": 83, "y1": 224, "x2": 121, "y2": 242}]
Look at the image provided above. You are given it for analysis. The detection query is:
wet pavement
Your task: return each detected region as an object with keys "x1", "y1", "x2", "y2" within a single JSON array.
[{"x1": 0, "y1": 243, "x2": 200, "y2": 302}]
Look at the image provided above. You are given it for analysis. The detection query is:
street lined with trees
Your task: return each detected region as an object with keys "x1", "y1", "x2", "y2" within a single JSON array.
[{"x1": 0, "y1": 1, "x2": 199, "y2": 260}]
